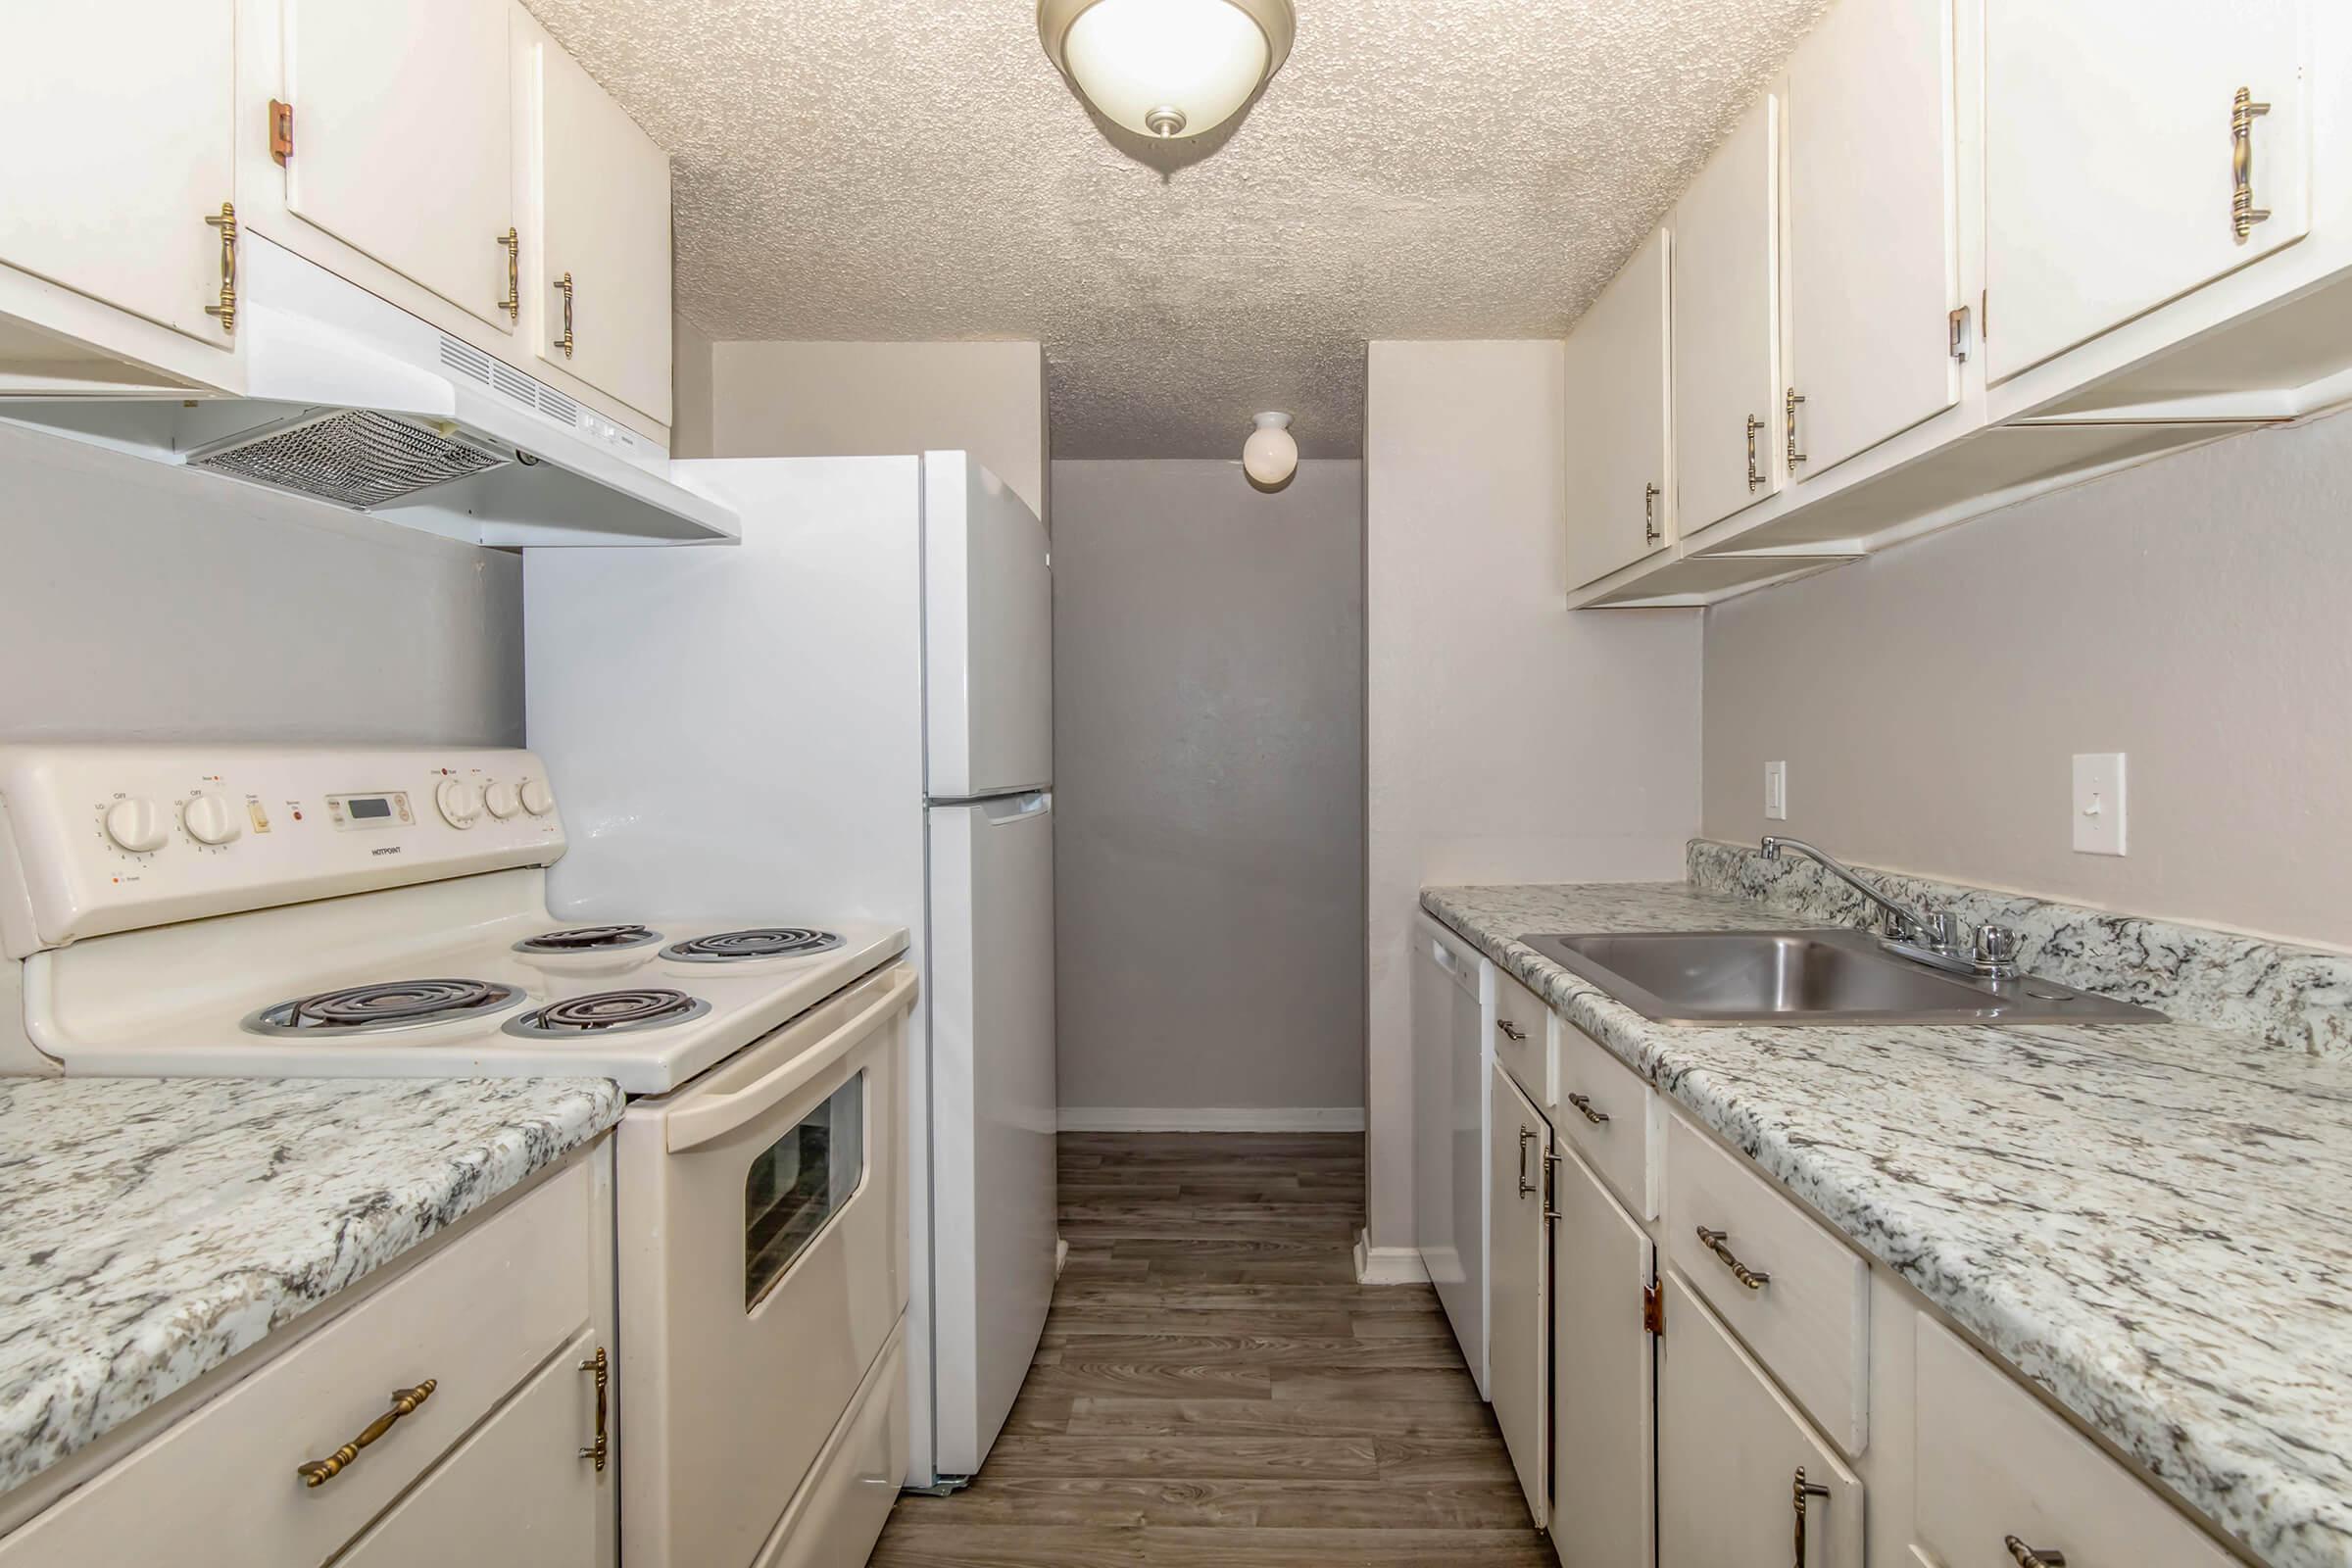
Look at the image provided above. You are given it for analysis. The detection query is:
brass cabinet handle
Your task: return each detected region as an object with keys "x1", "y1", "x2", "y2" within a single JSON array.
[
  {"x1": 1642, "y1": 481, "x2": 1662, "y2": 545},
  {"x1": 297, "y1": 1380, "x2": 436, "y2": 1487},
  {"x1": 578, "y1": 1347, "x2": 610, "y2": 1471},
  {"x1": 1694, "y1": 1224, "x2": 1771, "y2": 1290},
  {"x1": 1791, "y1": 1467, "x2": 1832, "y2": 1567},
  {"x1": 1784, "y1": 387, "x2": 1807, "y2": 468},
  {"x1": 1566, "y1": 1091, "x2": 1609, "y2": 1126},
  {"x1": 554, "y1": 270, "x2": 575, "y2": 358},
  {"x1": 1496, "y1": 1018, "x2": 1528, "y2": 1043},
  {"x1": 1517, "y1": 1126, "x2": 1539, "y2": 1197},
  {"x1": 2231, "y1": 86, "x2": 2272, "y2": 241},
  {"x1": 498, "y1": 227, "x2": 520, "y2": 321},
  {"x1": 1745, "y1": 415, "x2": 1765, "y2": 492},
  {"x1": 2005, "y1": 1538, "x2": 2067, "y2": 1568},
  {"x1": 203, "y1": 202, "x2": 237, "y2": 334}
]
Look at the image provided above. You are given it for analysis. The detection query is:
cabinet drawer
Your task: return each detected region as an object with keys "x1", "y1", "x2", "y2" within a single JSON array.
[
  {"x1": 1914, "y1": 1316, "x2": 2237, "y2": 1568},
  {"x1": 0, "y1": 1156, "x2": 600, "y2": 1568},
  {"x1": 1553, "y1": 1021, "x2": 1657, "y2": 1220},
  {"x1": 1664, "y1": 1113, "x2": 1869, "y2": 1455},
  {"x1": 1492, "y1": 968, "x2": 1547, "y2": 1103}
]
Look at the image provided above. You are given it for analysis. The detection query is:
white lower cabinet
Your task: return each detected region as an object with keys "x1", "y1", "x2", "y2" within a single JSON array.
[
  {"x1": 1547, "y1": 1140, "x2": 1654, "y2": 1568},
  {"x1": 0, "y1": 1148, "x2": 613, "y2": 1568},
  {"x1": 1657, "y1": 1272, "x2": 1864, "y2": 1568},
  {"x1": 1488, "y1": 1058, "x2": 1550, "y2": 1526},
  {"x1": 337, "y1": 1326, "x2": 605, "y2": 1566},
  {"x1": 1913, "y1": 1316, "x2": 2239, "y2": 1568}
]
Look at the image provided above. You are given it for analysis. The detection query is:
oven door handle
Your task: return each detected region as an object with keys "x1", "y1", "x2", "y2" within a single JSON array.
[{"x1": 663, "y1": 967, "x2": 918, "y2": 1152}]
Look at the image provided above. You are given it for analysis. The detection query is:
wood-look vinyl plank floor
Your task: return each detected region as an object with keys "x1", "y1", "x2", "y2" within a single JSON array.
[{"x1": 869, "y1": 1132, "x2": 1550, "y2": 1567}]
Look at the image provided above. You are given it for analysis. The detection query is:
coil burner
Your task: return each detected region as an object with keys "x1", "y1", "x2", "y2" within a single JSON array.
[
  {"x1": 502, "y1": 988, "x2": 712, "y2": 1039},
  {"x1": 514, "y1": 924, "x2": 664, "y2": 955},
  {"x1": 659, "y1": 928, "x2": 844, "y2": 963},
  {"x1": 245, "y1": 979, "x2": 523, "y2": 1037}
]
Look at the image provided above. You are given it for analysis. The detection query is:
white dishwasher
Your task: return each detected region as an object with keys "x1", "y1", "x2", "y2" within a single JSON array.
[{"x1": 1412, "y1": 912, "x2": 1489, "y2": 1395}]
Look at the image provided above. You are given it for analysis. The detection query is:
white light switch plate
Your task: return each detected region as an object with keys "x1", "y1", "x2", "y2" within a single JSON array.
[
  {"x1": 1764, "y1": 761, "x2": 1788, "y2": 821},
  {"x1": 2073, "y1": 753, "x2": 2127, "y2": 856}
]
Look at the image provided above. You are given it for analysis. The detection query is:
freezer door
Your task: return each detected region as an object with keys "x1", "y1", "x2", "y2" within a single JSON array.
[
  {"x1": 925, "y1": 793, "x2": 1057, "y2": 1475},
  {"x1": 924, "y1": 453, "x2": 1053, "y2": 799}
]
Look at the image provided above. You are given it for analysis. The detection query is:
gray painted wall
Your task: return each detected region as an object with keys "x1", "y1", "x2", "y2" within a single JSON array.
[
  {"x1": 1052, "y1": 458, "x2": 1367, "y2": 1117},
  {"x1": 1703, "y1": 408, "x2": 2352, "y2": 953},
  {"x1": 0, "y1": 422, "x2": 522, "y2": 745}
]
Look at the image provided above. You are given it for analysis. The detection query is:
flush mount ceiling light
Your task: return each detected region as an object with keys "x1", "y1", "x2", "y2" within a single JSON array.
[
  {"x1": 1038, "y1": 0, "x2": 1296, "y2": 140},
  {"x1": 1242, "y1": 411, "x2": 1298, "y2": 488}
]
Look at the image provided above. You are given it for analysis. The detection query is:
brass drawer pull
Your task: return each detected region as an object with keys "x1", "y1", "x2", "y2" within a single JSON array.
[
  {"x1": 2005, "y1": 1538, "x2": 2067, "y2": 1568},
  {"x1": 1496, "y1": 1018, "x2": 1528, "y2": 1043},
  {"x1": 1566, "y1": 1092, "x2": 1609, "y2": 1126},
  {"x1": 203, "y1": 202, "x2": 237, "y2": 334},
  {"x1": 1643, "y1": 481, "x2": 1662, "y2": 546},
  {"x1": 498, "y1": 227, "x2": 520, "y2": 321},
  {"x1": 1745, "y1": 415, "x2": 1765, "y2": 492},
  {"x1": 297, "y1": 1380, "x2": 436, "y2": 1487},
  {"x1": 1784, "y1": 386, "x2": 1807, "y2": 468},
  {"x1": 2231, "y1": 86, "x2": 2272, "y2": 241},
  {"x1": 554, "y1": 270, "x2": 575, "y2": 358},
  {"x1": 1791, "y1": 1467, "x2": 1831, "y2": 1567},
  {"x1": 579, "y1": 1347, "x2": 610, "y2": 1471},
  {"x1": 1695, "y1": 1224, "x2": 1771, "y2": 1290}
]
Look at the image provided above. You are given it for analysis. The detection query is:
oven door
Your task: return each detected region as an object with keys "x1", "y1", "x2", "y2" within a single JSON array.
[{"x1": 616, "y1": 961, "x2": 914, "y2": 1568}]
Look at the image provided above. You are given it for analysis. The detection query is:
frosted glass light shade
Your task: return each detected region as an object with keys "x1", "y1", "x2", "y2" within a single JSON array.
[
  {"x1": 1039, "y1": 0, "x2": 1295, "y2": 140},
  {"x1": 1242, "y1": 412, "x2": 1298, "y2": 486}
]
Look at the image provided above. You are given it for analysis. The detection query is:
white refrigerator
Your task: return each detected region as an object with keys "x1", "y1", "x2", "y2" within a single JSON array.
[{"x1": 524, "y1": 452, "x2": 1057, "y2": 1488}]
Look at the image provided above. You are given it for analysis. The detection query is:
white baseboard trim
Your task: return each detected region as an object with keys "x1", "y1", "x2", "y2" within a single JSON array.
[
  {"x1": 1056, "y1": 1106, "x2": 1368, "y2": 1133},
  {"x1": 1353, "y1": 1229, "x2": 1430, "y2": 1286}
]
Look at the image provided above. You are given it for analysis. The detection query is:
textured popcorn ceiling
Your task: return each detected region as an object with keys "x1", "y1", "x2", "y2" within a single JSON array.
[{"x1": 522, "y1": 0, "x2": 1831, "y2": 458}]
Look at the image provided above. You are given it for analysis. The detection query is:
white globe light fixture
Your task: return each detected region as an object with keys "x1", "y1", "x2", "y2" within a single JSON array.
[
  {"x1": 1242, "y1": 411, "x2": 1298, "y2": 488},
  {"x1": 1038, "y1": 0, "x2": 1296, "y2": 140}
]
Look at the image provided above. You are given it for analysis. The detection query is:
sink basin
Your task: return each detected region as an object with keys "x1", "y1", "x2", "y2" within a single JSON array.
[{"x1": 1520, "y1": 928, "x2": 2165, "y2": 1025}]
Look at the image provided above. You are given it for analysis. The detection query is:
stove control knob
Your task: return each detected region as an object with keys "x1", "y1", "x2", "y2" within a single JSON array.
[
  {"x1": 519, "y1": 778, "x2": 555, "y2": 817},
  {"x1": 181, "y1": 792, "x2": 243, "y2": 847},
  {"x1": 103, "y1": 797, "x2": 170, "y2": 855},
  {"x1": 435, "y1": 777, "x2": 483, "y2": 829},
  {"x1": 481, "y1": 780, "x2": 520, "y2": 819}
]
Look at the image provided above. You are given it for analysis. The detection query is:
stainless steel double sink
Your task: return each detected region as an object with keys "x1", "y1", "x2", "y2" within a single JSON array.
[{"x1": 1520, "y1": 927, "x2": 2164, "y2": 1025}]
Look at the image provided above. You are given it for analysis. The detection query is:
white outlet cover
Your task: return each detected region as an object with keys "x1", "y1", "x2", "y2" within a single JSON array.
[
  {"x1": 2073, "y1": 753, "x2": 2127, "y2": 856},
  {"x1": 1764, "y1": 760, "x2": 1788, "y2": 821}
]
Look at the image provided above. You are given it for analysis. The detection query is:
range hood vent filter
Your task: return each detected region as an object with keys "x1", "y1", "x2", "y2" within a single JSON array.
[{"x1": 189, "y1": 408, "x2": 511, "y2": 510}]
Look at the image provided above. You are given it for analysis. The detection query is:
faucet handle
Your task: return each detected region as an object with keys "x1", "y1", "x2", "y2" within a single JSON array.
[{"x1": 1974, "y1": 923, "x2": 2020, "y2": 977}]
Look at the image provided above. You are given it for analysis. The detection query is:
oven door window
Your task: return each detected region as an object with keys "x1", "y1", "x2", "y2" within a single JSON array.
[{"x1": 744, "y1": 1071, "x2": 866, "y2": 1310}]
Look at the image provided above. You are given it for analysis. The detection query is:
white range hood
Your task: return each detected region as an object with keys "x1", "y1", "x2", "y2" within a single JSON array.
[{"x1": 0, "y1": 237, "x2": 738, "y2": 548}]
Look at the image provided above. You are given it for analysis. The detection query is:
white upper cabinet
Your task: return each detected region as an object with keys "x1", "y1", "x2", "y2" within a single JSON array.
[
  {"x1": 1562, "y1": 228, "x2": 1672, "y2": 590},
  {"x1": 282, "y1": 0, "x2": 516, "y2": 332},
  {"x1": 1984, "y1": 0, "x2": 2311, "y2": 382},
  {"x1": 526, "y1": 24, "x2": 675, "y2": 424},
  {"x1": 1673, "y1": 94, "x2": 1783, "y2": 534},
  {"x1": 0, "y1": 1, "x2": 236, "y2": 347},
  {"x1": 1784, "y1": 0, "x2": 1960, "y2": 477}
]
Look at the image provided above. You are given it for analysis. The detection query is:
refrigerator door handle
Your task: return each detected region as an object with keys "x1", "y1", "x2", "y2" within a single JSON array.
[{"x1": 982, "y1": 792, "x2": 1052, "y2": 824}]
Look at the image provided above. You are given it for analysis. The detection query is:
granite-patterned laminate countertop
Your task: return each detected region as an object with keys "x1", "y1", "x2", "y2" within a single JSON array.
[
  {"x1": 0, "y1": 1076, "x2": 623, "y2": 1497},
  {"x1": 1422, "y1": 879, "x2": 2352, "y2": 1568}
]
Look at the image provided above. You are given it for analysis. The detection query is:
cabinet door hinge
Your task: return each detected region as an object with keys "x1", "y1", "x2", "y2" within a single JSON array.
[
  {"x1": 270, "y1": 99, "x2": 295, "y2": 165},
  {"x1": 1948, "y1": 304, "x2": 1973, "y2": 363},
  {"x1": 1642, "y1": 1278, "x2": 1665, "y2": 1337}
]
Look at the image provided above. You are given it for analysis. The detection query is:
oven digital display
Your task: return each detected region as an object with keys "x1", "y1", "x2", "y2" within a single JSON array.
[{"x1": 326, "y1": 791, "x2": 412, "y2": 831}]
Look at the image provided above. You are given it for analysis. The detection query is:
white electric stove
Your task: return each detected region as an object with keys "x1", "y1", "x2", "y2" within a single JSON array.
[{"x1": 0, "y1": 743, "x2": 918, "y2": 1568}]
